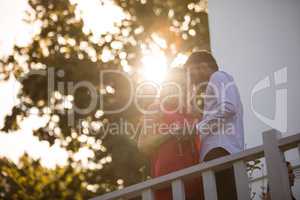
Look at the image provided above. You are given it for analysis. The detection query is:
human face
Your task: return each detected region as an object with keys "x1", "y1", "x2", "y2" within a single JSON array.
[{"x1": 187, "y1": 62, "x2": 212, "y2": 85}]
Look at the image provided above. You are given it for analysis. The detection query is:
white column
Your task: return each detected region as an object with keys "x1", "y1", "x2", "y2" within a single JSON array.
[
  {"x1": 263, "y1": 129, "x2": 292, "y2": 200},
  {"x1": 171, "y1": 179, "x2": 185, "y2": 200},
  {"x1": 202, "y1": 170, "x2": 218, "y2": 200},
  {"x1": 142, "y1": 189, "x2": 154, "y2": 200},
  {"x1": 233, "y1": 161, "x2": 251, "y2": 200}
]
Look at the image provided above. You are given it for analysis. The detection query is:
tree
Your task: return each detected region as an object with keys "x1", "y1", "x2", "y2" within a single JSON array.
[
  {"x1": 0, "y1": 153, "x2": 109, "y2": 200},
  {"x1": 0, "y1": 0, "x2": 209, "y2": 199}
]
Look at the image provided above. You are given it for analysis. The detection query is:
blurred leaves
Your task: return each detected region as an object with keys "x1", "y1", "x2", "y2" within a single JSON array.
[
  {"x1": 0, "y1": 154, "x2": 112, "y2": 200},
  {"x1": 0, "y1": 0, "x2": 209, "y2": 199}
]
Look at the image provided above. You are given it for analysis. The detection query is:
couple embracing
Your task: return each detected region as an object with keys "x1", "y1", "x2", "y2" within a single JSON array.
[{"x1": 138, "y1": 51, "x2": 244, "y2": 200}]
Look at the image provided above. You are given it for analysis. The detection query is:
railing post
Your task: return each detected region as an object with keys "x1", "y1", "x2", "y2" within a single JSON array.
[
  {"x1": 142, "y1": 189, "x2": 154, "y2": 200},
  {"x1": 263, "y1": 129, "x2": 292, "y2": 200},
  {"x1": 202, "y1": 170, "x2": 218, "y2": 200},
  {"x1": 233, "y1": 161, "x2": 251, "y2": 200},
  {"x1": 171, "y1": 179, "x2": 185, "y2": 200}
]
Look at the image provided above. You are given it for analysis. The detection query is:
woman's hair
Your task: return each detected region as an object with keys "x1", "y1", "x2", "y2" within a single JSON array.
[{"x1": 184, "y1": 50, "x2": 218, "y2": 71}]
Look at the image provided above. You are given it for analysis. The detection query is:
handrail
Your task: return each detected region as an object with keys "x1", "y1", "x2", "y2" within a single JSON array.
[{"x1": 90, "y1": 131, "x2": 300, "y2": 200}]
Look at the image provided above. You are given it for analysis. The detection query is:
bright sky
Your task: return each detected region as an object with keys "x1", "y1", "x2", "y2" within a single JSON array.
[
  {"x1": 0, "y1": 0, "x2": 127, "y2": 168},
  {"x1": 0, "y1": 0, "x2": 31, "y2": 56}
]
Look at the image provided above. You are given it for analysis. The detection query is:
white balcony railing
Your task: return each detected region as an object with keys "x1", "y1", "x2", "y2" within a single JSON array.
[{"x1": 91, "y1": 129, "x2": 300, "y2": 200}]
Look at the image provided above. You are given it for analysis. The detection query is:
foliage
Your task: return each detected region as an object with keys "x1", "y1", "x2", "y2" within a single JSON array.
[
  {"x1": 0, "y1": 154, "x2": 113, "y2": 200},
  {"x1": 0, "y1": 0, "x2": 210, "y2": 199},
  {"x1": 247, "y1": 159, "x2": 262, "y2": 200}
]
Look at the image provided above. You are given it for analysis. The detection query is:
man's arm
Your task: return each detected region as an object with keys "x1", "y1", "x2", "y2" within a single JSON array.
[{"x1": 197, "y1": 73, "x2": 238, "y2": 134}]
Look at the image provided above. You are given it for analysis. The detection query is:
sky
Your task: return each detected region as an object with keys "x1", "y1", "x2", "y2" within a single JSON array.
[
  {"x1": 0, "y1": 0, "x2": 50, "y2": 164},
  {"x1": 0, "y1": 0, "x2": 125, "y2": 168}
]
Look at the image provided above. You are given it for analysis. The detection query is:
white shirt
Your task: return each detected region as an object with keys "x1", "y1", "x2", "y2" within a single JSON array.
[{"x1": 196, "y1": 71, "x2": 244, "y2": 161}]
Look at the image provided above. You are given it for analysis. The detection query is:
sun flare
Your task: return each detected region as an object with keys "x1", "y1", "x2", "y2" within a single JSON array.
[
  {"x1": 140, "y1": 51, "x2": 189, "y2": 84},
  {"x1": 139, "y1": 34, "x2": 169, "y2": 83},
  {"x1": 140, "y1": 51, "x2": 168, "y2": 84}
]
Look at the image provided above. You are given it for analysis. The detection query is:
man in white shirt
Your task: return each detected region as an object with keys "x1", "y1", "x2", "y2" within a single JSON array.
[{"x1": 184, "y1": 51, "x2": 244, "y2": 200}]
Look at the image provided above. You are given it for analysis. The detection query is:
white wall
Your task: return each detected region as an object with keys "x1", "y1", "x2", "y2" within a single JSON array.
[{"x1": 208, "y1": 0, "x2": 300, "y2": 199}]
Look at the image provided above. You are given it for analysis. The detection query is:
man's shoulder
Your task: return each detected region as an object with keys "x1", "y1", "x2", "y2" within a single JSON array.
[
  {"x1": 211, "y1": 71, "x2": 233, "y2": 80},
  {"x1": 210, "y1": 71, "x2": 234, "y2": 84}
]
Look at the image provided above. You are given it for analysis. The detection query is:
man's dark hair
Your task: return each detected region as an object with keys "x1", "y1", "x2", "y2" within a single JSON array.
[{"x1": 184, "y1": 50, "x2": 219, "y2": 71}]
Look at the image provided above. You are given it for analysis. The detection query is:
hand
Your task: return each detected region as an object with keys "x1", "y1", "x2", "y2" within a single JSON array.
[
  {"x1": 168, "y1": 126, "x2": 184, "y2": 135},
  {"x1": 261, "y1": 192, "x2": 271, "y2": 200}
]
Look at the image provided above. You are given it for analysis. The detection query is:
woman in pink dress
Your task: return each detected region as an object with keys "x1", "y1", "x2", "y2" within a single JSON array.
[{"x1": 138, "y1": 68, "x2": 203, "y2": 200}]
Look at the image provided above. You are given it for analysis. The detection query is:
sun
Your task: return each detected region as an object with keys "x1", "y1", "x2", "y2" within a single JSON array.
[
  {"x1": 140, "y1": 51, "x2": 168, "y2": 84},
  {"x1": 139, "y1": 34, "x2": 169, "y2": 84},
  {"x1": 139, "y1": 34, "x2": 189, "y2": 84},
  {"x1": 140, "y1": 51, "x2": 189, "y2": 84}
]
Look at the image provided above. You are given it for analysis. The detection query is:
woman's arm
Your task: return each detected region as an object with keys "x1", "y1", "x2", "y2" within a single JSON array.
[
  {"x1": 138, "y1": 131, "x2": 171, "y2": 156},
  {"x1": 138, "y1": 118, "x2": 194, "y2": 155},
  {"x1": 137, "y1": 103, "x2": 173, "y2": 156}
]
